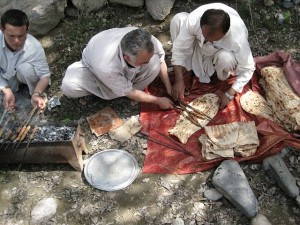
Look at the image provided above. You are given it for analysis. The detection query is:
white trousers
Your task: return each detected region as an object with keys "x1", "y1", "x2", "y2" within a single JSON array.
[{"x1": 170, "y1": 12, "x2": 237, "y2": 83}]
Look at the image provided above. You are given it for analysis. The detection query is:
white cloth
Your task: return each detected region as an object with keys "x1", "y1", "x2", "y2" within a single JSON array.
[
  {"x1": 61, "y1": 27, "x2": 165, "y2": 99},
  {"x1": 0, "y1": 31, "x2": 51, "y2": 92},
  {"x1": 170, "y1": 3, "x2": 255, "y2": 93}
]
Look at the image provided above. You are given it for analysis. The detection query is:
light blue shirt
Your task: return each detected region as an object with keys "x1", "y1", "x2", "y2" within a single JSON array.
[{"x1": 0, "y1": 31, "x2": 50, "y2": 90}]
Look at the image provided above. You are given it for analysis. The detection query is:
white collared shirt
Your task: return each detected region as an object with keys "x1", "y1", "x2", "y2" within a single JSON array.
[{"x1": 171, "y1": 3, "x2": 255, "y2": 92}]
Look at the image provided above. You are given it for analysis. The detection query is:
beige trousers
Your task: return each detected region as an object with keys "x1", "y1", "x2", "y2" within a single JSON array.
[{"x1": 61, "y1": 55, "x2": 161, "y2": 99}]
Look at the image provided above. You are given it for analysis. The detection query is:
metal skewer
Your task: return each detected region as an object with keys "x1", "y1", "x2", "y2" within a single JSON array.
[
  {"x1": 0, "y1": 109, "x2": 8, "y2": 126},
  {"x1": 177, "y1": 99, "x2": 212, "y2": 121},
  {"x1": 23, "y1": 125, "x2": 39, "y2": 158}
]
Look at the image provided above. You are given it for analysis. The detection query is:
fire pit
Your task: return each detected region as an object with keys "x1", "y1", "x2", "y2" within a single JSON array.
[{"x1": 0, "y1": 123, "x2": 87, "y2": 171}]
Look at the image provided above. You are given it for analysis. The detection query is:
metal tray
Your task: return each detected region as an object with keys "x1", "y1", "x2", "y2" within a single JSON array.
[{"x1": 84, "y1": 149, "x2": 139, "y2": 191}]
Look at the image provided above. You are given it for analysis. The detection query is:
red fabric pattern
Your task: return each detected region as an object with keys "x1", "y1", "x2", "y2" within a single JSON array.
[{"x1": 140, "y1": 51, "x2": 300, "y2": 174}]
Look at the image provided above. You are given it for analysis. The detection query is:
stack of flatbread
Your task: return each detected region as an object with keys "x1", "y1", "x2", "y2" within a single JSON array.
[
  {"x1": 200, "y1": 121, "x2": 259, "y2": 160},
  {"x1": 259, "y1": 66, "x2": 300, "y2": 132},
  {"x1": 240, "y1": 90, "x2": 278, "y2": 122},
  {"x1": 168, "y1": 93, "x2": 219, "y2": 144}
]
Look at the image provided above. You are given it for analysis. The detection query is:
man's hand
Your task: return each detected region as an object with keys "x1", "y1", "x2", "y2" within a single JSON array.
[
  {"x1": 172, "y1": 79, "x2": 185, "y2": 101},
  {"x1": 219, "y1": 93, "x2": 232, "y2": 109},
  {"x1": 31, "y1": 93, "x2": 46, "y2": 111},
  {"x1": 156, "y1": 97, "x2": 174, "y2": 110},
  {"x1": 2, "y1": 88, "x2": 15, "y2": 112}
]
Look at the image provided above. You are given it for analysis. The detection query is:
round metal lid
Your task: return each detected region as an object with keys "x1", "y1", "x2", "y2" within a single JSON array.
[{"x1": 84, "y1": 149, "x2": 140, "y2": 191}]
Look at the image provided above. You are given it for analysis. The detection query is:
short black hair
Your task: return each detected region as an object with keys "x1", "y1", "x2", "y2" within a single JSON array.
[
  {"x1": 200, "y1": 9, "x2": 230, "y2": 35},
  {"x1": 1, "y1": 9, "x2": 29, "y2": 29}
]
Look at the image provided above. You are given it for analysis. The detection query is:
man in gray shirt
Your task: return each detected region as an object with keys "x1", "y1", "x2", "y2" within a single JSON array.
[
  {"x1": 61, "y1": 27, "x2": 173, "y2": 109},
  {"x1": 0, "y1": 9, "x2": 51, "y2": 112}
]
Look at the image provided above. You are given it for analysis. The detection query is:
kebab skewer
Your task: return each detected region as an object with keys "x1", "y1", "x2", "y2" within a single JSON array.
[{"x1": 23, "y1": 125, "x2": 39, "y2": 158}]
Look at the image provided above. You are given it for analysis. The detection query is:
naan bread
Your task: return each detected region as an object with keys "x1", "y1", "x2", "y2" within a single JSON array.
[
  {"x1": 200, "y1": 121, "x2": 259, "y2": 160},
  {"x1": 260, "y1": 66, "x2": 300, "y2": 131},
  {"x1": 240, "y1": 90, "x2": 277, "y2": 122},
  {"x1": 169, "y1": 93, "x2": 219, "y2": 144},
  {"x1": 234, "y1": 121, "x2": 259, "y2": 157}
]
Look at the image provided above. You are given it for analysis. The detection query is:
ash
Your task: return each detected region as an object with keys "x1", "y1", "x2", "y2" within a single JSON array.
[{"x1": 34, "y1": 126, "x2": 77, "y2": 141}]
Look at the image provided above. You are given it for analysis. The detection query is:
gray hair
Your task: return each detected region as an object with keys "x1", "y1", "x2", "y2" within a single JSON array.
[{"x1": 121, "y1": 28, "x2": 154, "y2": 59}]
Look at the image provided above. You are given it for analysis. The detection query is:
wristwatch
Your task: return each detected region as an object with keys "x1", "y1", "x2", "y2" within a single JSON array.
[{"x1": 225, "y1": 92, "x2": 235, "y2": 100}]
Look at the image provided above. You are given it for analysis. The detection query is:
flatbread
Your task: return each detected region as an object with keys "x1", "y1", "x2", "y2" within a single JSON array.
[
  {"x1": 168, "y1": 93, "x2": 219, "y2": 144},
  {"x1": 87, "y1": 107, "x2": 123, "y2": 137},
  {"x1": 240, "y1": 90, "x2": 276, "y2": 122},
  {"x1": 108, "y1": 116, "x2": 141, "y2": 142},
  {"x1": 200, "y1": 121, "x2": 259, "y2": 160},
  {"x1": 204, "y1": 122, "x2": 239, "y2": 148},
  {"x1": 260, "y1": 66, "x2": 300, "y2": 131},
  {"x1": 234, "y1": 121, "x2": 260, "y2": 157}
]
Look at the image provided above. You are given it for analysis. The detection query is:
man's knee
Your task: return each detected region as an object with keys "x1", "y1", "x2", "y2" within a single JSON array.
[
  {"x1": 16, "y1": 63, "x2": 36, "y2": 78},
  {"x1": 214, "y1": 51, "x2": 236, "y2": 70}
]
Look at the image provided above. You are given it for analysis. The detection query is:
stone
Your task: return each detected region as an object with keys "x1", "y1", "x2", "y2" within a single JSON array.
[
  {"x1": 110, "y1": 0, "x2": 144, "y2": 7},
  {"x1": 204, "y1": 188, "x2": 223, "y2": 201},
  {"x1": 71, "y1": 0, "x2": 107, "y2": 13},
  {"x1": 172, "y1": 217, "x2": 185, "y2": 225},
  {"x1": 281, "y1": 0, "x2": 294, "y2": 8},
  {"x1": 0, "y1": 0, "x2": 66, "y2": 36},
  {"x1": 212, "y1": 160, "x2": 259, "y2": 218},
  {"x1": 250, "y1": 214, "x2": 272, "y2": 225},
  {"x1": 264, "y1": 0, "x2": 274, "y2": 6},
  {"x1": 145, "y1": 0, "x2": 175, "y2": 20},
  {"x1": 295, "y1": 196, "x2": 300, "y2": 207},
  {"x1": 30, "y1": 198, "x2": 57, "y2": 225},
  {"x1": 263, "y1": 154, "x2": 299, "y2": 198},
  {"x1": 293, "y1": 0, "x2": 300, "y2": 4}
]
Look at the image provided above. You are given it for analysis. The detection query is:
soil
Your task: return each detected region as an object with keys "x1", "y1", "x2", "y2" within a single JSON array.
[{"x1": 1, "y1": 1, "x2": 300, "y2": 225}]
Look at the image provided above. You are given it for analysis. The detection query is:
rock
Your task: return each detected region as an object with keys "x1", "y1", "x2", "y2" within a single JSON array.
[
  {"x1": 30, "y1": 198, "x2": 57, "y2": 225},
  {"x1": 281, "y1": 0, "x2": 294, "y2": 8},
  {"x1": 263, "y1": 154, "x2": 299, "y2": 198},
  {"x1": 212, "y1": 160, "x2": 259, "y2": 218},
  {"x1": 171, "y1": 217, "x2": 185, "y2": 225},
  {"x1": 65, "y1": 5, "x2": 79, "y2": 17},
  {"x1": 71, "y1": 0, "x2": 107, "y2": 13},
  {"x1": 145, "y1": 0, "x2": 175, "y2": 20},
  {"x1": 204, "y1": 188, "x2": 223, "y2": 201},
  {"x1": 0, "y1": 0, "x2": 66, "y2": 36},
  {"x1": 293, "y1": 0, "x2": 300, "y2": 4},
  {"x1": 110, "y1": 0, "x2": 144, "y2": 7},
  {"x1": 250, "y1": 214, "x2": 272, "y2": 225},
  {"x1": 296, "y1": 196, "x2": 300, "y2": 207},
  {"x1": 264, "y1": 0, "x2": 274, "y2": 6}
]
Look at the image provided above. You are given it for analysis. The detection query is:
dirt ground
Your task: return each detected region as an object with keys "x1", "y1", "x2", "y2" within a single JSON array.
[{"x1": 1, "y1": 0, "x2": 300, "y2": 224}]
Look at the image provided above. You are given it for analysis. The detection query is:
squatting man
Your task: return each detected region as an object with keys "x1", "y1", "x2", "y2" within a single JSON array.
[
  {"x1": 0, "y1": 9, "x2": 51, "y2": 112},
  {"x1": 170, "y1": 3, "x2": 255, "y2": 109},
  {"x1": 61, "y1": 27, "x2": 174, "y2": 109}
]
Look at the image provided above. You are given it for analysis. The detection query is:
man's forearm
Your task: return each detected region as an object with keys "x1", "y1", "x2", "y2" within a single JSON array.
[
  {"x1": 126, "y1": 89, "x2": 159, "y2": 105},
  {"x1": 158, "y1": 61, "x2": 172, "y2": 93},
  {"x1": 33, "y1": 77, "x2": 50, "y2": 95},
  {"x1": 173, "y1": 65, "x2": 184, "y2": 82}
]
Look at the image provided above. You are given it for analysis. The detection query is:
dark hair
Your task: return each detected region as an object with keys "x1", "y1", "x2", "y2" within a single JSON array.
[
  {"x1": 121, "y1": 29, "x2": 154, "y2": 59},
  {"x1": 1, "y1": 9, "x2": 29, "y2": 29},
  {"x1": 200, "y1": 9, "x2": 230, "y2": 35}
]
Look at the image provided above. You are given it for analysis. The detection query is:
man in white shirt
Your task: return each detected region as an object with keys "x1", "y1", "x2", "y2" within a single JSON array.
[
  {"x1": 170, "y1": 3, "x2": 255, "y2": 109},
  {"x1": 0, "y1": 9, "x2": 51, "y2": 111},
  {"x1": 61, "y1": 27, "x2": 174, "y2": 109}
]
